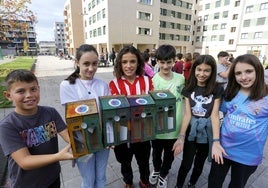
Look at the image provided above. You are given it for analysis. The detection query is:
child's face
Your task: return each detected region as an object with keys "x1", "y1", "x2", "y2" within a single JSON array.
[
  {"x1": 195, "y1": 63, "x2": 212, "y2": 86},
  {"x1": 77, "y1": 51, "x2": 98, "y2": 80},
  {"x1": 234, "y1": 62, "x2": 256, "y2": 91},
  {"x1": 4, "y1": 81, "x2": 40, "y2": 115},
  {"x1": 121, "y1": 52, "x2": 138, "y2": 80},
  {"x1": 157, "y1": 59, "x2": 174, "y2": 75}
]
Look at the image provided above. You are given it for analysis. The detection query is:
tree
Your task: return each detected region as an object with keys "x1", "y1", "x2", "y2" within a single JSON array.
[{"x1": 0, "y1": 0, "x2": 37, "y2": 41}]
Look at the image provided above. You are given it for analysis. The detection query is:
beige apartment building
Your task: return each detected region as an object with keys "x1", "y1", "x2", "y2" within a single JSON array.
[
  {"x1": 81, "y1": 0, "x2": 196, "y2": 56},
  {"x1": 64, "y1": 0, "x2": 84, "y2": 56},
  {"x1": 65, "y1": 0, "x2": 268, "y2": 60}
]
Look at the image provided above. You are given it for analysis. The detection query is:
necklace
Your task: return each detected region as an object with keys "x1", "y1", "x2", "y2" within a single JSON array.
[{"x1": 78, "y1": 79, "x2": 91, "y2": 94}]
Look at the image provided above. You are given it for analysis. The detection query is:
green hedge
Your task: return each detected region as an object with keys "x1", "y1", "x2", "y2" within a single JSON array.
[{"x1": 0, "y1": 56, "x2": 35, "y2": 108}]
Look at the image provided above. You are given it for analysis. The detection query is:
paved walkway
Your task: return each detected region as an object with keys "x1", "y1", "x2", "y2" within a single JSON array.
[{"x1": 1, "y1": 56, "x2": 268, "y2": 187}]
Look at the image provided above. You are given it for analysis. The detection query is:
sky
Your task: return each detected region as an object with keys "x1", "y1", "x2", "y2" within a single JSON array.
[{"x1": 28, "y1": 0, "x2": 66, "y2": 42}]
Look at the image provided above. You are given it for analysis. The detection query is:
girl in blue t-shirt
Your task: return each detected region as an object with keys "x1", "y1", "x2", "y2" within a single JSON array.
[{"x1": 208, "y1": 54, "x2": 268, "y2": 188}]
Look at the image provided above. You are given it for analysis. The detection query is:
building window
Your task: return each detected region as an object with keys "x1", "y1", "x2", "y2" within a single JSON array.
[
  {"x1": 260, "y1": 2, "x2": 268, "y2": 10},
  {"x1": 219, "y1": 35, "x2": 225, "y2": 41},
  {"x1": 214, "y1": 12, "x2": 220, "y2": 19},
  {"x1": 98, "y1": 27, "x2": 101, "y2": 36},
  {"x1": 215, "y1": 1, "x2": 221, "y2": 8},
  {"x1": 254, "y1": 32, "x2": 263, "y2": 39},
  {"x1": 97, "y1": 11, "x2": 101, "y2": 21},
  {"x1": 224, "y1": 0, "x2": 230, "y2": 5},
  {"x1": 102, "y1": 9, "x2": 105, "y2": 18},
  {"x1": 221, "y1": 23, "x2": 226, "y2": 29},
  {"x1": 203, "y1": 26, "x2": 207, "y2": 31},
  {"x1": 175, "y1": 35, "x2": 180, "y2": 41},
  {"x1": 245, "y1": 5, "x2": 253, "y2": 13},
  {"x1": 139, "y1": 0, "x2": 152, "y2": 5},
  {"x1": 243, "y1": 19, "x2": 250, "y2": 27},
  {"x1": 230, "y1": 27, "x2": 236, "y2": 32},
  {"x1": 222, "y1": 11, "x2": 228, "y2": 18},
  {"x1": 138, "y1": 11, "x2": 151, "y2": 21},
  {"x1": 93, "y1": 14, "x2": 96, "y2": 23},
  {"x1": 103, "y1": 26, "x2": 106, "y2": 35},
  {"x1": 159, "y1": 33, "x2": 165, "y2": 40},
  {"x1": 196, "y1": 36, "x2": 200, "y2": 42},
  {"x1": 88, "y1": 3, "x2": 91, "y2": 11},
  {"x1": 205, "y1": 3, "x2": 210, "y2": 9},
  {"x1": 232, "y1": 14, "x2": 238, "y2": 20},
  {"x1": 138, "y1": 27, "x2": 151, "y2": 35},
  {"x1": 198, "y1": 16, "x2": 202, "y2": 22},
  {"x1": 257, "y1": 17, "x2": 265, "y2": 25},
  {"x1": 160, "y1": 21, "x2": 166, "y2": 28},
  {"x1": 211, "y1": 35, "x2": 217, "y2": 41},
  {"x1": 228, "y1": 39, "x2": 234, "y2": 44},
  {"x1": 235, "y1": 1, "x2": 240, "y2": 7},
  {"x1": 197, "y1": 26, "x2": 201, "y2": 32},
  {"x1": 160, "y1": 8, "x2": 167, "y2": 16},
  {"x1": 204, "y1": 15, "x2": 208, "y2": 21},
  {"x1": 202, "y1": 36, "x2": 207, "y2": 42},
  {"x1": 212, "y1": 24, "x2": 218, "y2": 30},
  {"x1": 241, "y1": 33, "x2": 248, "y2": 39}
]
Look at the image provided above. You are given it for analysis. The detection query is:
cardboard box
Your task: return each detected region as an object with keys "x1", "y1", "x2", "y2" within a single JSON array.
[
  {"x1": 65, "y1": 99, "x2": 103, "y2": 157},
  {"x1": 99, "y1": 95, "x2": 131, "y2": 147},
  {"x1": 127, "y1": 95, "x2": 156, "y2": 143},
  {"x1": 149, "y1": 90, "x2": 176, "y2": 134}
]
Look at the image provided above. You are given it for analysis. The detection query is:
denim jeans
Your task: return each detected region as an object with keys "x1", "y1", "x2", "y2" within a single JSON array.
[{"x1": 76, "y1": 149, "x2": 110, "y2": 188}]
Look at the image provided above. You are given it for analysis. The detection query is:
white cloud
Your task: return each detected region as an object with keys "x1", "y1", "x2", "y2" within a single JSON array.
[{"x1": 28, "y1": 0, "x2": 66, "y2": 42}]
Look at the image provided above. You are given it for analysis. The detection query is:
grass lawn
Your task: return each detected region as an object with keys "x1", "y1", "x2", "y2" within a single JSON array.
[{"x1": 0, "y1": 56, "x2": 36, "y2": 108}]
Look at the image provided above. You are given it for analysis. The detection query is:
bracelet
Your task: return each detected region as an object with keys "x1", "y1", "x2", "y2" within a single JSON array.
[
  {"x1": 212, "y1": 138, "x2": 220, "y2": 142},
  {"x1": 178, "y1": 134, "x2": 185, "y2": 139}
]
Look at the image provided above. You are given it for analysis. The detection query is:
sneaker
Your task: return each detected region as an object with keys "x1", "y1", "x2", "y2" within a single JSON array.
[
  {"x1": 187, "y1": 182, "x2": 196, "y2": 188},
  {"x1": 157, "y1": 176, "x2": 167, "y2": 188},
  {"x1": 149, "y1": 170, "x2": 160, "y2": 185},
  {"x1": 139, "y1": 180, "x2": 153, "y2": 188},
  {"x1": 124, "y1": 183, "x2": 134, "y2": 188}
]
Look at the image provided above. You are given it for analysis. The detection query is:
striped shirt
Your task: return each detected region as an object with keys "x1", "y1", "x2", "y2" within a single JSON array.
[{"x1": 109, "y1": 75, "x2": 153, "y2": 95}]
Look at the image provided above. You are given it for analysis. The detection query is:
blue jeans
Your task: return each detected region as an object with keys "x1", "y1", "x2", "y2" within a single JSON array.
[{"x1": 76, "y1": 149, "x2": 110, "y2": 188}]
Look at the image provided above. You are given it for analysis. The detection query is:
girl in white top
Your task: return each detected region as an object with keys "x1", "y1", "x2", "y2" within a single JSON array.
[{"x1": 60, "y1": 44, "x2": 110, "y2": 188}]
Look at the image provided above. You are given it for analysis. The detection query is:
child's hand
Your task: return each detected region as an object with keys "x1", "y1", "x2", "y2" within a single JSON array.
[
  {"x1": 172, "y1": 138, "x2": 184, "y2": 156},
  {"x1": 211, "y1": 142, "x2": 227, "y2": 164},
  {"x1": 57, "y1": 144, "x2": 76, "y2": 160}
]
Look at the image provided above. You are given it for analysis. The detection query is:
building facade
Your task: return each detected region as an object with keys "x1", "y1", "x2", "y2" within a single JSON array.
[
  {"x1": 54, "y1": 22, "x2": 66, "y2": 54},
  {"x1": 81, "y1": 0, "x2": 196, "y2": 56},
  {"x1": 195, "y1": 0, "x2": 268, "y2": 59},
  {"x1": 38, "y1": 41, "x2": 56, "y2": 55},
  {"x1": 64, "y1": 0, "x2": 84, "y2": 56},
  {"x1": 0, "y1": 19, "x2": 37, "y2": 56},
  {"x1": 64, "y1": 0, "x2": 268, "y2": 60}
]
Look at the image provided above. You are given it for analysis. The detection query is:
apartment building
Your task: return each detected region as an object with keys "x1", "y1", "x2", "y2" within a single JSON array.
[
  {"x1": 81, "y1": 0, "x2": 196, "y2": 55},
  {"x1": 38, "y1": 41, "x2": 56, "y2": 55},
  {"x1": 195, "y1": 0, "x2": 268, "y2": 58},
  {"x1": 0, "y1": 19, "x2": 37, "y2": 56},
  {"x1": 66, "y1": 0, "x2": 267, "y2": 59},
  {"x1": 54, "y1": 22, "x2": 66, "y2": 54},
  {"x1": 64, "y1": 0, "x2": 84, "y2": 56}
]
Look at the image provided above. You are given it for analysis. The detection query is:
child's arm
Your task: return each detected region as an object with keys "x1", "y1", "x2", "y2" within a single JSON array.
[
  {"x1": 211, "y1": 98, "x2": 227, "y2": 164},
  {"x1": 11, "y1": 144, "x2": 74, "y2": 170},
  {"x1": 172, "y1": 97, "x2": 191, "y2": 156},
  {"x1": 59, "y1": 128, "x2": 70, "y2": 143}
]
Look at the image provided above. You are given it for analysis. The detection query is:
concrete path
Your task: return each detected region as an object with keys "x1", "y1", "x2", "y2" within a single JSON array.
[{"x1": 1, "y1": 55, "x2": 268, "y2": 188}]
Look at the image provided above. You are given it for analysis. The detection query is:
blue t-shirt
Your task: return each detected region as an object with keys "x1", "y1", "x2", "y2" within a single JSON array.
[{"x1": 220, "y1": 92, "x2": 268, "y2": 166}]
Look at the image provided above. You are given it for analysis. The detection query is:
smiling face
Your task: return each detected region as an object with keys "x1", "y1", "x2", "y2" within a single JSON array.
[
  {"x1": 4, "y1": 81, "x2": 40, "y2": 115},
  {"x1": 77, "y1": 51, "x2": 99, "y2": 80},
  {"x1": 195, "y1": 63, "x2": 212, "y2": 86},
  {"x1": 121, "y1": 52, "x2": 138, "y2": 82},
  {"x1": 158, "y1": 59, "x2": 174, "y2": 77},
  {"x1": 234, "y1": 62, "x2": 256, "y2": 92}
]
